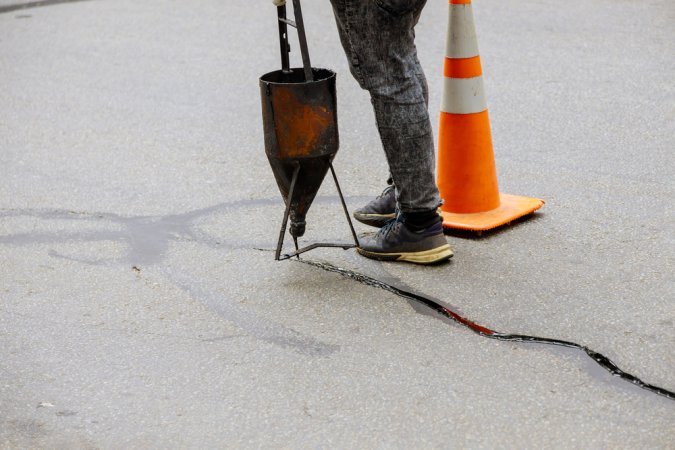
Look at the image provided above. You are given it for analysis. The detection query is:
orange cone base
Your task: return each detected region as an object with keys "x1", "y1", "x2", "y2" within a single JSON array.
[{"x1": 440, "y1": 193, "x2": 544, "y2": 231}]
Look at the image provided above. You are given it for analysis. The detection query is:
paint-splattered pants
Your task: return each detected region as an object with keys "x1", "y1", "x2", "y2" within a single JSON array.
[{"x1": 329, "y1": 0, "x2": 441, "y2": 213}]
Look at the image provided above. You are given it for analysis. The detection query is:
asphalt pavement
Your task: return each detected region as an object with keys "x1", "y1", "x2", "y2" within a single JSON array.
[{"x1": 1, "y1": 0, "x2": 674, "y2": 448}]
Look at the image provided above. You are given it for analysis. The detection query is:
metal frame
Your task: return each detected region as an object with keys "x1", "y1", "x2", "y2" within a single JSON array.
[
  {"x1": 272, "y1": 1, "x2": 358, "y2": 261},
  {"x1": 275, "y1": 162, "x2": 360, "y2": 261}
]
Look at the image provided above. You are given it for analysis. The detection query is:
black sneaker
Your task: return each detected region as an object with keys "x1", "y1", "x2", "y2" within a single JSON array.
[
  {"x1": 357, "y1": 216, "x2": 453, "y2": 264},
  {"x1": 353, "y1": 186, "x2": 397, "y2": 228}
]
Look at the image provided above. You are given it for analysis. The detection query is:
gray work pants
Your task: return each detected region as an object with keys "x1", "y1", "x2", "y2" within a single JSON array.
[{"x1": 329, "y1": 0, "x2": 441, "y2": 213}]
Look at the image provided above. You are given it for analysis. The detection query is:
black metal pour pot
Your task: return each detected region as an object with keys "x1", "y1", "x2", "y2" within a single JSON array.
[
  {"x1": 260, "y1": 67, "x2": 338, "y2": 239},
  {"x1": 260, "y1": 0, "x2": 358, "y2": 260}
]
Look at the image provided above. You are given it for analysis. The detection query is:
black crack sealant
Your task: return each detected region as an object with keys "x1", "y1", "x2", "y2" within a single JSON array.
[{"x1": 299, "y1": 259, "x2": 675, "y2": 401}]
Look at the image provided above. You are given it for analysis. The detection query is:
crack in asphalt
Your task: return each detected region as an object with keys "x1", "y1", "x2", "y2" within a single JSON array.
[
  {"x1": 2, "y1": 202, "x2": 674, "y2": 400},
  {"x1": 299, "y1": 259, "x2": 675, "y2": 401}
]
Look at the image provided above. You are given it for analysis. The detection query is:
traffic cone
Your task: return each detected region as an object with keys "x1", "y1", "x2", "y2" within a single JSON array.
[{"x1": 437, "y1": 0, "x2": 544, "y2": 231}]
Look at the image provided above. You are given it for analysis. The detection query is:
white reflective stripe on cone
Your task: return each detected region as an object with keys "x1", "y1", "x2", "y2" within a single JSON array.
[
  {"x1": 440, "y1": 76, "x2": 488, "y2": 115},
  {"x1": 445, "y1": 4, "x2": 479, "y2": 59}
]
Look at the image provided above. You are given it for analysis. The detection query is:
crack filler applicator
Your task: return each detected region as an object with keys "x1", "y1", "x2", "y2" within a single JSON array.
[{"x1": 260, "y1": 0, "x2": 359, "y2": 261}]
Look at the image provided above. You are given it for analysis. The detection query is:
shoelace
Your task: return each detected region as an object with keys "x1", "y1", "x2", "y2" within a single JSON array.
[
  {"x1": 378, "y1": 215, "x2": 402, "y2": 239},
  {"x1": 377, "y1": 185, "x2": 394, "y2": 199}
]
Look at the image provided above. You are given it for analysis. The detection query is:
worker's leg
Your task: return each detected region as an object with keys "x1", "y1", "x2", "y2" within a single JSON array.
[
  {"x1": 330, "y1": 0, "x2": 451, "y2": 264},
  {"x1": 329, "y1": 0, "x2": 440, "y2": 215}
]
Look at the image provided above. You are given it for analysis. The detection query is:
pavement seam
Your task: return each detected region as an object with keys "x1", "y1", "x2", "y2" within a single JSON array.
[{"x1": 298, "y1": 259, "x2": 675, "y2": 402}]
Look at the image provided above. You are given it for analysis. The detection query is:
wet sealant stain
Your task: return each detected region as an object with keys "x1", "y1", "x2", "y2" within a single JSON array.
[
  {"x1": 0, "y1": 0, "x2": 92, "y2": 15},
  {"x1": 0, "y1": 201, "x2": 274, "y2": 265},
  {"x1": 0, "y1": 199, "x2": 346, "y2": 356},
  {"x1": 0, "y1": 196, "x2": 356, "y2": 265},
  {"x1": 162, "y1": 266, "x2": 338, "y2": 357},
  {"x1": 299, "y1": 259, "x2": 675, "y2": 401}
]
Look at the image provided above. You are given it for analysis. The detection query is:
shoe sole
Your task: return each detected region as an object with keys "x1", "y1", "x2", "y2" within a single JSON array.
[
  {"x1": 353, "y1": 212, "x2": 396, "y2": 228},
  {"x1": 357, "y1": 244, "x2": 454, "y2": 265}
]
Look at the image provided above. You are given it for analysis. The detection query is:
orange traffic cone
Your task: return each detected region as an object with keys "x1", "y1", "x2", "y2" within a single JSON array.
[{"x1": 437, "y1": 0, "x2": 544, "y2": 231}]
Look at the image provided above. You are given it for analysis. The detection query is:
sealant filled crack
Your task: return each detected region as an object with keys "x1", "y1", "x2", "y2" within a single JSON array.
[{"x1": 299, "y1": 259, "x2": 675, "y2": 401}]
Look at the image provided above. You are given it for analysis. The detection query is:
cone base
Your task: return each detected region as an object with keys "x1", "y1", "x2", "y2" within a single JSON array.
[{"x1": 440, "y1": 193, "x2": 544, "y2": 231}]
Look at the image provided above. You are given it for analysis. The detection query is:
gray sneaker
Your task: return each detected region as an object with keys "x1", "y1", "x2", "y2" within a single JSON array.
[
  {"x1": 357, "y1": 217, "x2": 453, "y2": 264},
  {"x1": 353, "y1": 186, "x2": 397, "y2": 228}
]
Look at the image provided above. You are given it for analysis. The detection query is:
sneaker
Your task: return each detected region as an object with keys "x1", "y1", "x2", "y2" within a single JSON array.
[
  {"x1": 357, "y1": 216, "x2": 453, "y2": 264},
  {"x1": 353, "y1": 185, "x2": 397, "y2": 228}
]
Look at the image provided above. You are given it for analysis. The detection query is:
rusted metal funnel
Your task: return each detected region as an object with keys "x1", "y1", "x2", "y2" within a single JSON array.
[
  {"x1": 260, "y1": 67, "x2": 338, "y2": 239},
  {"x1": 261, "y1": 0, "x2": 358, "y2": 260}
]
